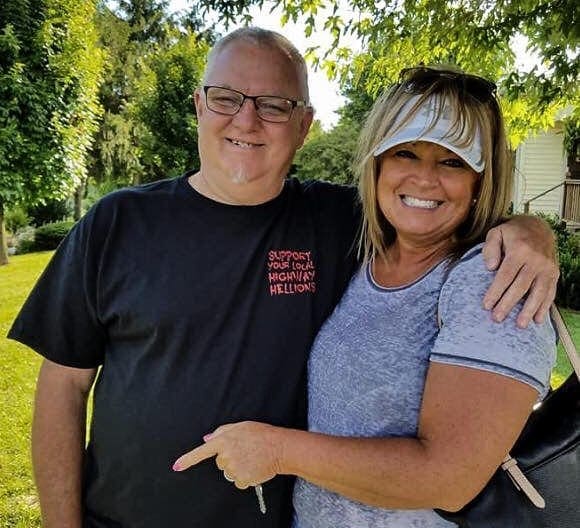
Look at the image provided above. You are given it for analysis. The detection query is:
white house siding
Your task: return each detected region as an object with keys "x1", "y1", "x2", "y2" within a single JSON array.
[{"x1": 513, "y1": 126, "x2": 567, "y2": 215}]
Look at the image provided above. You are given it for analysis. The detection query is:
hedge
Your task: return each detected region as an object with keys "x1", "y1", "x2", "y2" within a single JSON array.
[{"x1": 32, "y1": 220, "x2": 75, "y2": 251}]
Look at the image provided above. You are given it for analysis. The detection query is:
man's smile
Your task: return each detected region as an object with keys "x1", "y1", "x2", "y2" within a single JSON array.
[{"x1": 227, "y1": 137, "x2": 265, "y2": 148}]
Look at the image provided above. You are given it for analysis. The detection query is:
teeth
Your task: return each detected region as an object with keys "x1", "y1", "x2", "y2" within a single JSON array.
[
  {"x1": 401, "y1": 195, "x2": 440, "y2": 209},
  {"x1": 231, "y1": 139, "x2": 255, "y2": 148}
]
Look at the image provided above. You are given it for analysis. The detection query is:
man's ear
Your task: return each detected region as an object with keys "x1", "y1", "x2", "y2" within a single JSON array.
[
  {"x1": 297, "y1": 108, "x2": 315, "y2": 148},
  {"x1": 193, "y1": 88, "x2": 203, "y2": 116}
]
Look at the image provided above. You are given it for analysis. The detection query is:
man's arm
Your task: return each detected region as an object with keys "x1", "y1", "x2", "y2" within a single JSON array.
[
  {"x1": 483, "y1": 215, "x2": 558, "y2": 328},
  {"x1": 32, "y1": 359, "x2": 97, "y2": 528}
]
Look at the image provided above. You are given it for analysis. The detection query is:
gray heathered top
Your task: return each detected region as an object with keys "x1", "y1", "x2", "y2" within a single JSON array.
[{"x1": 292, "y1": 244, "x2": 556, "y2": 528}]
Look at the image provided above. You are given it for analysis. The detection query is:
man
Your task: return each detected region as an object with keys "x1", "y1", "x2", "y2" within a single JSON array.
[{"x1": 9, "y1": 28, "x2": 558, "y2": 527}]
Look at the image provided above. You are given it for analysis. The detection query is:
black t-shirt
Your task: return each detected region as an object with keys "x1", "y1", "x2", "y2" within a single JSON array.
[{"x1": 9, "y1": 173, "x2": 360, "y2": 527}]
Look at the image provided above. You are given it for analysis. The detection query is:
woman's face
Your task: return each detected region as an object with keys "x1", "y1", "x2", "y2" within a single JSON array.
[{"x1": 377, "y1": 141, "x2": 480, "y2": 249}]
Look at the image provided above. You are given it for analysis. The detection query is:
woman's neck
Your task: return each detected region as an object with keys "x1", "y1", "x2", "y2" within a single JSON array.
[{"x1": 372, "y1": 239, "x2": 451, "y2": 288}]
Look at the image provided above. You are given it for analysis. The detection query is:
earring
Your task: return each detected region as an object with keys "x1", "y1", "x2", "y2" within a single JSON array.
[{"x1": 471, "y1": 198, "x2": 477, "y2": 206}]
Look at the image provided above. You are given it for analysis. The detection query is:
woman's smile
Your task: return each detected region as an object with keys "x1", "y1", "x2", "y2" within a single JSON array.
[{"x1": 377, "y1": 141, "x2": 480, "y2": 247}]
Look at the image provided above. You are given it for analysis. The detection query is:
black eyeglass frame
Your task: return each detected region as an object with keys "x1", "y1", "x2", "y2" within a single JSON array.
[
  {"x1": 398, "y1": 67, "x2": 497, "y2": 104},
  {"x1": 202, "y1": 85, "x2": 309, "y2": 123}
]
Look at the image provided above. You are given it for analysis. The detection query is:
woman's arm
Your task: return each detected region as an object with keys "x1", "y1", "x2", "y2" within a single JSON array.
[{"x1": 173, "y1": 363, "x2": 538, "y2": 511}]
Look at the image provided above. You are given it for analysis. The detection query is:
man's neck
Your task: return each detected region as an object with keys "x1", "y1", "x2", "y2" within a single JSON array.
[{"x1": 188, "y1": 171, "x2": 285, "y2": 206}]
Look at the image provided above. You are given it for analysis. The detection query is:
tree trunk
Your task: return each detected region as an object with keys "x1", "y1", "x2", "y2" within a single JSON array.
[
  {"x1": 74, "y1": 182, "x2": 84, "y2": 221},
  {"x1": 0, "y1": 201, "x2": 9, "y2": 266}
]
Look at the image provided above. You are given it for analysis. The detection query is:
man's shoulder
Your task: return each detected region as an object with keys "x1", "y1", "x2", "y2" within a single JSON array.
[
  {"x1": 85, "y1": 176, "x2": 183, "y2": 223},
  {"x1": 286, "y1": 178, "x2": 359, "y2": 214},
  {"x1": 98, "y1": 175, "x2": 181, "y2": 206},
  {"x1": 293, "y1": 178, "x2": 357, "y2": 198}
]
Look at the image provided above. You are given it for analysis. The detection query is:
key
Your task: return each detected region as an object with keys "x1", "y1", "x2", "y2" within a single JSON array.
[{"x1": 254, "y1": 485, "x2": 266, "y2": 514}]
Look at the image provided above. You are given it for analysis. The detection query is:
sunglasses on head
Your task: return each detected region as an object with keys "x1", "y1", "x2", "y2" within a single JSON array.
[{"x1": 399, "y1": 66, "x2": 497, "y2": 103}]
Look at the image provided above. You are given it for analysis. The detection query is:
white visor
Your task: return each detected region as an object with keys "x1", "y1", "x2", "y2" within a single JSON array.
[{"x1": 372, "y1": 95, "x2": 485, "y2": 172}]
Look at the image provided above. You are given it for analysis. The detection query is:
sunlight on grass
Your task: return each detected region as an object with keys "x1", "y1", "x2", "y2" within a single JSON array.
[
  {"x1": 551, "y1": 308, "x2": 579, "y2": 388},
  {"x1": 0, "y1": 252, "x2": 53, "y2": 527}
]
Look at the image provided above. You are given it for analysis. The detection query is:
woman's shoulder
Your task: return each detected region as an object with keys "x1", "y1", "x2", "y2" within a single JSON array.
[
  {"x1": 442, "y1": 242, "x2": 502, "y2": 294},
  {"x1": 434, "y1": 244, "x2": 556, "y2": 397},
  {"x1": 448, "y1": 242, "x2": 487, "y2": 275}
]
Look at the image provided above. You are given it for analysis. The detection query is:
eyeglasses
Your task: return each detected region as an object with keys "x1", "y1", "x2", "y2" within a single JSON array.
[
  {"x1": 202, "y1": 86, "x2": 308, "y2": 123},
  {"x1": 399, "y1": 67, "x2": 497, "y2": 104}
]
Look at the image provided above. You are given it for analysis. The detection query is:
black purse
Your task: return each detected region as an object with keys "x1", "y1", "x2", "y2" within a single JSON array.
[{"x1": 436, "y1": 305, "x2": 580, "y2": 527}]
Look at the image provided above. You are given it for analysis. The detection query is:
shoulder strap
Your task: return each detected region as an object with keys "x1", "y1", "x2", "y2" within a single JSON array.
[
  {"x1": 550, "y1": 305, "x2": 580, "y2": 381},
  {"x1": 436, "y1": 302, "x2": 577, "y2": 508}
]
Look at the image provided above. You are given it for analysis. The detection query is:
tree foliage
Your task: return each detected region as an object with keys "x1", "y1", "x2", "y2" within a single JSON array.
[
  {"x1": 90, "y1": 2, "x2": 209, "y2": 187},
  {"x1": 0, "y1": 0, "x2": 103, "y2": 263},
  {"x1": 195, "y1": 0, "x2": 579, "y2": 142},
  {"x1": 294, "y1": 121, "x2": 359, "y2": 185},
  {"x1": 89, "y1": 4, "x2": 149, "y2": 186},
  {"x1": 132, "y1": 29, "x2": 209, "y2": 182},
  {"x1": 117, "y1": 0, "x2": 170, "y2": 43}
]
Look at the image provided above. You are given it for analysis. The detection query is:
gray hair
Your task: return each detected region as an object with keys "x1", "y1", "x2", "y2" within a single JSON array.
[{"x1": 203, "y1": 27, "x2": 310, "y2": 102}]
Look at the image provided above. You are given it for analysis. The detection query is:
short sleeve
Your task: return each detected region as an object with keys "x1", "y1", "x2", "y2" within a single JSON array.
[
  {"x1": 7, "y1": 204, "x2": 107, "y2": 368},
  {"x1": 430, "y1": 245, "x2": 556, "y2": 397}
]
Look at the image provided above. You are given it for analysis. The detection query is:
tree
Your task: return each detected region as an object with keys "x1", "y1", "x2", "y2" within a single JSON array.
[
  {"x1": 89, "y1": 2, "x2": 211, "y2": 191},
  {"x1": 195, "y1": 0, "x2": 579, "y2": 140},
  {"x1": 89, "y1": 5, "x2": 148, "y2": 188},
  {"x1": 132, "y1": 29, "x2": 209, "y2": 182},
  {"x1": 117, "y1": 0, "x2": 170, "y2": 43},
  {"x1": 0, "y1": 0, "x2": 103, "y2": 264},
  {"x1": 303, "y1": 119, "x2": 325, "y2": 143},
  {"x1": 294, "y1": 121, "x2": 360, "y2": 185}
]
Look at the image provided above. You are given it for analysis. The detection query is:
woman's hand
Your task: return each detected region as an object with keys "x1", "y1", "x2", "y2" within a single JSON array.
[
  {"x1": 172, "y1": 421, "x2": 284, "y2": 489},
  {"x1": 482, "y1": 215, "x2": 558, "y2": 328}
]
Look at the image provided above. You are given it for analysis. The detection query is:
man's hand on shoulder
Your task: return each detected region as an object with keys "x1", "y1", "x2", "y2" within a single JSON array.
[{"x1": 482, "y1": 215, "x2": 559, "y2": 328}]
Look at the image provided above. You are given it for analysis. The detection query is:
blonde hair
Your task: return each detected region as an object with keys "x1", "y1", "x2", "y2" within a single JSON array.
[{"x1": 356, "y1": 68, "x2": 512, "y2": 263}]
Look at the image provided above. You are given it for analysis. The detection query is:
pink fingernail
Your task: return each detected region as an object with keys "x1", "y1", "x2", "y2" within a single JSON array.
[
  {"x1": 203, "y1": 434, "x2": 212, "y2": 442},
  {"x1": 172, "y1": 461, "x2": 182, "y2": 471}
]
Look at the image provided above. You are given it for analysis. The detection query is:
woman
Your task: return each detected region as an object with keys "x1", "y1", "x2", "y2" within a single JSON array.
[{"x1": 173, "y1": 67, "x2": 556, "y2": 527}]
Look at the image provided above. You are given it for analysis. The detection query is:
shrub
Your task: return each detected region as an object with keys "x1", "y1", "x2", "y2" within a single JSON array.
[
  {"x1": 535, "y1": 213, "x2": 580, "y2": 309},
  {"x1": 567, "y1": 232, "x2": 580, "y2": 256},
  {"x1": 5, "y1": 205, "x2": 30, "y2": 233},
  {"x1": 534, "y1": 213, "x2": 570, "y2": 253},
  {"x1": 32, "y1": 221, "x2": 75, "y2": 251},
  {"x1": 558, "y1": 252, "x2": 580, "y2": 310},
  {"x1": 27, "y1": 198, "x2": 71, "y2": 226},
  {"x1": 13, "y1": 226, "x2": 36, "y2": 254},
  {"x1": 83, "y1": 180, "x2": 124, "y2": 213}
]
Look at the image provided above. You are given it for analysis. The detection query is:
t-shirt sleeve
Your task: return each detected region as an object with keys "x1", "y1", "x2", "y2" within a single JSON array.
[
  {"x1": 7, "y1": 205, "x2": 107, "y2": 368},
  {"x1": 430, "y1": 245, "x2": 556, "y2": 397}
]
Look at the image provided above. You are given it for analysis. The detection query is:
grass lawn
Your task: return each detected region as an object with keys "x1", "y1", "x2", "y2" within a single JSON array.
[
  {"x1": 0, "y1": 252, "x2": 579, "y2": 526},
  {"x1": 553, "y1": 308, "x2": 580, "y2": 386},
  {"x1": 0, "y1": 252, "x2": 53, "y2": 527}
]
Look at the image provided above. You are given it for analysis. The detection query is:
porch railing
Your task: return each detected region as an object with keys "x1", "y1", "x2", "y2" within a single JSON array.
[
  {"x1": 523, "y1": 179, "x2": 580, "y2": 227},
  {"x1": 562, "y1": 179, "x2": 580, "y2": 225}
]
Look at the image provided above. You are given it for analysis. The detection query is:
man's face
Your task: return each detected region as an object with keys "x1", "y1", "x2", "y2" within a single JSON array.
[{"x1": 194, "y1": 41, "x2": 313, "y2": 202}]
